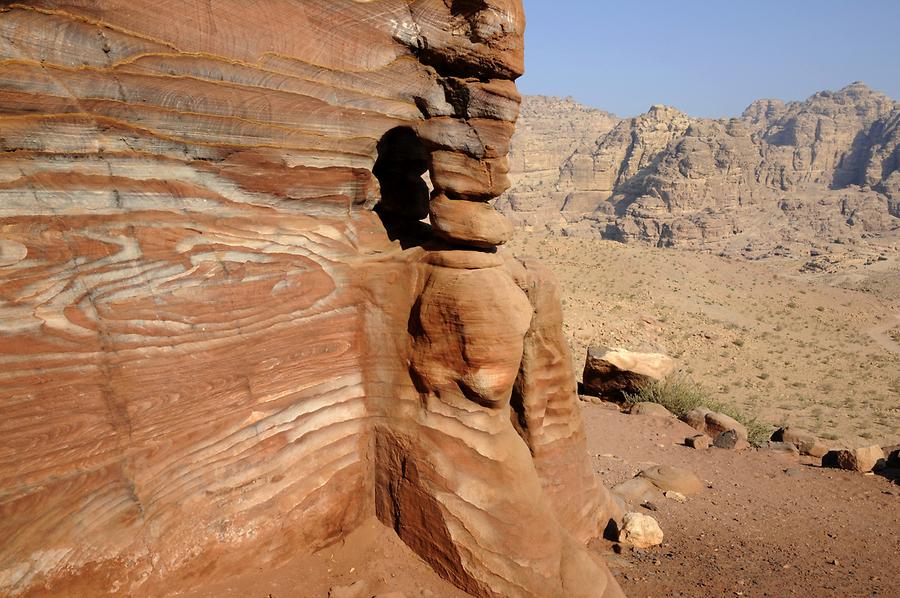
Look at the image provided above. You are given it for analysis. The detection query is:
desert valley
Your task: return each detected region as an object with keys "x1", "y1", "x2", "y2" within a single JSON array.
[{"x1": 499, "y1": 85, "x2": 900, "y2": 447}]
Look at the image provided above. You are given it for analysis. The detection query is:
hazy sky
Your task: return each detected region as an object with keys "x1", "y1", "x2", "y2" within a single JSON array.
[{"x1": 518, "y1": 0, "x2": 900, "y2": 118}]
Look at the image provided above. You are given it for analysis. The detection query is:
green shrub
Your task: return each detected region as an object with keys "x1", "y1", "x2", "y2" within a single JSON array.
[
  {"x1": 624, "y1": 376, "x2": 705, "y2": 417},
  {"x1": 625, "y1": 376, "x2": 773, "y2": 446}
]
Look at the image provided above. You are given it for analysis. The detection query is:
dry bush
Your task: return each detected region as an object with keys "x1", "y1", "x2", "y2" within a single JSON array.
[{"x1": 626, "y1": 376, "x2": 772, "y2": 445}]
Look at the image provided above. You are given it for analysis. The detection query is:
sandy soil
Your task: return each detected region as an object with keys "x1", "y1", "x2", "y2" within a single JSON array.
[
  {"x1": 179, "y1": 517, "x2": 469, "y2": 598},
  {"x1": 583, "y1": 407, "x2": 899, "y2": 597},
  {"x1": 508, "y1": 234, "x2": 900, "y2": 447}
]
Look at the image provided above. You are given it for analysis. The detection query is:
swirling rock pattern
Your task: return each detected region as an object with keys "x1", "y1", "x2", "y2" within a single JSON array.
[{"x1": 0, "y1": 2, "x2": 622, "y2": 597}]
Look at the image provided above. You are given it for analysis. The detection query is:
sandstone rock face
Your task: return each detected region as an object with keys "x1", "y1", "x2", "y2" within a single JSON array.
[
  {"x1": 0, "y1": 2, "x2": 621, "y2": 597},
  {"x1": 497, "y1": 84, "x2": 900, "y2": 257},
  {"x1": 583, "y1": 346, "x2": 676, "y2": 400}
]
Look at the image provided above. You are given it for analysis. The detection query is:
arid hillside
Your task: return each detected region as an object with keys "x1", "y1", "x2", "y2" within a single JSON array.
[
  {"x1": 498, "y1": 84, "x2": 899, "y2": 262},
  {"x1": 508, "y1": 233, "x2": 900, "y2": 448}
]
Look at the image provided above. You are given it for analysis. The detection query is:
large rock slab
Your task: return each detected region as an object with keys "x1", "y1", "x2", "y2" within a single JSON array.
[
  {"x1": 823, "y1": 446, "x2": 885, "y2": 473},
  {"x1": 638, "y1": 465, "x2": 704, "y2": 495},
  {"x1": 0, "y1": 2, "x2": 622, "y2": 598},
  {"x1": 683, "y1": 407, "x2": 748, "y2": 442},
  {"x1": 582, "y1": 346, "x2": 676, "y2": 401}
]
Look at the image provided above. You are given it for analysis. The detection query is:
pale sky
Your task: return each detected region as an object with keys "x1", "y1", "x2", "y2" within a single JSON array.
[{"x1": 518, "y1": 0, "x2": 900, "y2": 117}]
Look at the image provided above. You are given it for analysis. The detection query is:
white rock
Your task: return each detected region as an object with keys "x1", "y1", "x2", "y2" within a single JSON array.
[
  {"x1": 664, "y1": 490, "x2": 687, "y2": 503},
  {"x1": 618, "y1": 512, "x2": 664, "y2": 548}
]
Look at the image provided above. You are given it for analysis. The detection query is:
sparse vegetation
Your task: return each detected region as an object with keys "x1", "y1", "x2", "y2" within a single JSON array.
[
  {"x1": 624, "y1": 377, "x2": 773, "y2": 445},
  {"x1": 509, "y1": 234, "x2": 900, "y2": 445}
]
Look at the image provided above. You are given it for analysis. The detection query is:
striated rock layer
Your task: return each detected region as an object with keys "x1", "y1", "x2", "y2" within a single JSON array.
[
  {"x1": 0, "y1": 2, "x2": 622, "y2": 597},
  {"x1": 497, "y1": 84, "x2": 900, "y2": 257}
]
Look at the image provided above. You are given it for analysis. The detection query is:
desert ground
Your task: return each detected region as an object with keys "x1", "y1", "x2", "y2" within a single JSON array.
[{"x1": 508, "y1": 233, "x2": 900, "y2": 449}]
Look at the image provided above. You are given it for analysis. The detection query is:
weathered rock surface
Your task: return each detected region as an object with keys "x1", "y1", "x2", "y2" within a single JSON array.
[
  {"x1": 638, "y1": 465, "x2": 703, "y2": 495},
  {"x1": 497, "y1": 84, "x2": 900, "y2": 258},
  {"x1": 772, "y1": 427, "x2": 829, "y2": 458},
  {"x1": 582, "y1": 346, "x2": 676, "y2": 400},
  {"x1": 823, "y1": 446, "x2": 885, "y2": 472},
  {"x1": 618, "y1": 512, "x2": 664, "y2": 549},
  {"x1": 0, "y1": 2, "x2": 622, "y2": 597},
  {"x1": 712, "y1": 430, "x2": 750, "y2": 451},
  {"x1": 685, "y1": 434, "x2": 711, "y2": 450},
  {"x1": 629, "y1": 402, "x2": 675, "y2": 418},
  {"x1": 683, "y1": 408, "x2": 748, "y2": 442},
  {"x1": 611, "y1": 477, "x2": 662, "y2": 505}
]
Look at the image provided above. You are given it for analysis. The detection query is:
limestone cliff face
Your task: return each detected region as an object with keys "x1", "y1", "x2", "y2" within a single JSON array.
[
  {"x1": 498, "y1": 83, "x2": 899, "y2": 255},
  {"x1": 495, "y1": 96, "x2": 619, "y2": 225},
  {"x1": 0, "y1": 2, "x2": 622, "y2": 597}
]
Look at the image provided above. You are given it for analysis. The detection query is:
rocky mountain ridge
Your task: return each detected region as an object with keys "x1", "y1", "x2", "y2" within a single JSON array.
[{"x1": 497, "y1": 83, "x2": 900, "y2": 260}]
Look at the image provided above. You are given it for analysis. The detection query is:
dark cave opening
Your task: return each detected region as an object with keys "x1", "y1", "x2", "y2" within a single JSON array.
[{"x1": 373, "y1": 127, "x2": 435, "y2": 245}]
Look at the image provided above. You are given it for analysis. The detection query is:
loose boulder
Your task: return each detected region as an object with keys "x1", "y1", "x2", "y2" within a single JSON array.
[
  {"x1": 823, "y1": 446, "x2": 885, "y2": 472},
  {"x1": 638, "y1": 465, "x2": 703, "y2": 495},
  {"x1": 713, "y1": 430, "x2": 739, "y2": 449},
  {"x1": 618, "y1": 512, "x2": 664, "y2": 549},
  {"x1": 582, "y1": 346, "x2": 675, "y2": 401},
  {"x1": 682, "y1": 408, "x2": 748, "y2": 442},
  {"x1": 685, "y1": 434, "x2": 711, "y2": 449},
  {"x1": 771, "y1": 427, "x2": 828, "y2": 458}
]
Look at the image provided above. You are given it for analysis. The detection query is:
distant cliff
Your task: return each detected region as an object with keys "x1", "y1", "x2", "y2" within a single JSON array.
[{"x1": 497, "y1": 83, "x2": 899, "y2": 258}]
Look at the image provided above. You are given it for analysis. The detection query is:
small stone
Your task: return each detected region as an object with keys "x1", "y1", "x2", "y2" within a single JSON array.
[
  {"x1": 664, "y1": 491, "x2": 687, "y2": 503},
  {"x1": 640, "y1": 501, "x2": 659, "y2": 511},
  {"x1": 713, "y1": 430, "x2": 739, "y2": 449},
  {"x1": 618, "y1": 512, "x2": 664, "y2": 549},
  {"x1": 686, "y1": 434, "x2": 711, "y2": 449}
]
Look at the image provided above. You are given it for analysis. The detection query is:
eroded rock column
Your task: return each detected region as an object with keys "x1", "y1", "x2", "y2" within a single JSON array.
[{"x1": 370, "y1": 2, "x2": 624, "y2": 596}]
